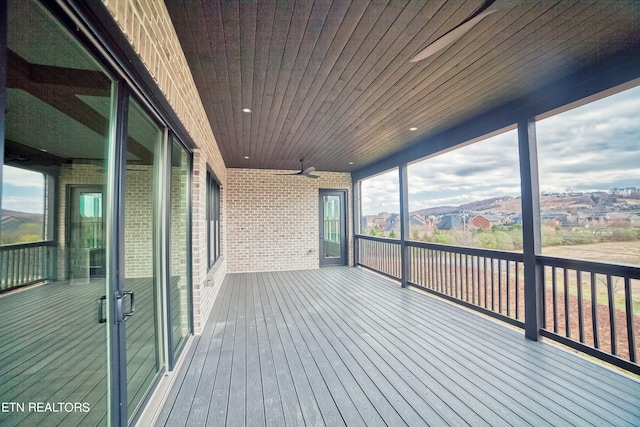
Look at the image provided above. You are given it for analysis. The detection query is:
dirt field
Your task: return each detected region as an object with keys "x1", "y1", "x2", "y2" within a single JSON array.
[{"x1": 541, "y1": 241, "x2": 640, "y2": 266}]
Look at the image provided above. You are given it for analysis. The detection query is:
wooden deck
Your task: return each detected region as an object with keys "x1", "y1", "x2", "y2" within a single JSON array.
[
  {"x1": 0, "y1": 277, "x2": 158, "y2": 427},
  {"x1": 156, "y1": 267, "x2": 640, "y2": 427}
]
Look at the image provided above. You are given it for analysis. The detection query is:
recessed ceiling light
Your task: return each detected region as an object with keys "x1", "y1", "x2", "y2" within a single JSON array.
[
  {"x1": 349, "y1": 162, "x2": 354, "y2": 165},
  {"x1": 409, "y1": 127, "x2": 418, "y2": 131},
  {"x1": 244, "y1": 156, "x2": 249, "y2": 159},
  {"x1": 242, "y1": 108, "x2": 251, "y2": 113}
]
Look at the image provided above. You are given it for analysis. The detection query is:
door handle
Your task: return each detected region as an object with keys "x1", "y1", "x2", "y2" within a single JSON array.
[
  {"x1": 97, "y1": 295, "x2": 106, "y2": 324},
  {"x1": 115, "y1": 290, "x2": 135, "y2": 323},
  {"x1": 123, "y1": 290, "x2": 135, "y2": 320}
]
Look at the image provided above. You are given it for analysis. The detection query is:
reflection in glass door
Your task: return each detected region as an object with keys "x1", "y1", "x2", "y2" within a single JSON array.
[
  {"x1": 319, "y1": 190, "x2": 347, "y2": 266},
  {"x1": 123, "y1": 98, "x2": 164, "y2": 422},
  {"x1": 69, "y1": 186, "x2": 105, "y2": 283},
  {"x1": 1, "y1": 1, "x2": 112, "y2": 425},
  {"x1": 168, "y1": 138, "x2": 191, "y2": 365}
]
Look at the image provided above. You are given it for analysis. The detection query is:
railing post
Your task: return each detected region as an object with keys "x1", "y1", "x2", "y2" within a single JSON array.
[
  {"x1": 399, "y1": 164, "x2": 410, "y2": 287},
  {"x1": 518, "y1": 119, "x2": 544, "y2": 340}
]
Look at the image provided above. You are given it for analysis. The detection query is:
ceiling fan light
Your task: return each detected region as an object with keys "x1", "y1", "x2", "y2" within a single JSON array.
[{"x1": 410, "y1": 8, "x2": 496, "y2": 63}]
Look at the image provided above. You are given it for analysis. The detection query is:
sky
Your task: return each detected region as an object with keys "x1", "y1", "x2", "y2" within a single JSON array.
[
  {"x1": 1, "y1": 166, "x2": 45, "y2": 214},
  {"x1": 361, "y1": 84, "x2": 640, "y2": 216}
]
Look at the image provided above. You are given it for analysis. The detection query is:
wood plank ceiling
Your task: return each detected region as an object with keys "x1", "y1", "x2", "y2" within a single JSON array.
[{"x1": 165, "y1": 0, "x2": 640, "y2": 172}]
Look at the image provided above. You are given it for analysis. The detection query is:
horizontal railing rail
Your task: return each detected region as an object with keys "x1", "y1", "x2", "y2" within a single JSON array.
[
  {"x1": 355, "y1": 234, "x2": 402, "y2": 280},
  {"x1": 538, "y1": 255, "x2": 639, "y2": 370},
  {"x1": 406, "y1": 240, "x2": 525, "y2": 327},
  {"x1": 0, "y1": 241, "x2": 56, "y2": 293}
]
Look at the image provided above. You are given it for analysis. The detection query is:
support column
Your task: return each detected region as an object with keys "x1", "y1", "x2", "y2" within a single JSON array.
[
  {"x1": 0, "y1": 0, "x2": 6, "y2": 209},
  {"x1": 399, "y1": 164, "x2": 410, "y2": 287},
  {"x1": 352, "y1": 180, "x2": 360, "y2": 266},
  {"x1": 518, "y1": 119, "x2": 544, "y2": 340}
]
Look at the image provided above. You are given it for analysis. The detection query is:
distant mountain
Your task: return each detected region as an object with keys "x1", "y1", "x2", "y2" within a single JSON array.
[
  {"x1": 1, "y1": 209, "x2": 44, "y2": 222},
  {"x1": 410, "y1": 197, "x2": 514, "y2": 217},
  {"x1": 378, "y1": 192, "x2": 640, "y2": 219},
  {"x1": 410, "y1": 205, "x2": 457, "y2": 217}
]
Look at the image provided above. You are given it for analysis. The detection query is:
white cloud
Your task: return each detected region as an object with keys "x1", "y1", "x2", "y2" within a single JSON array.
[
  {"x1": 2, "y1": 165, "x2": 45, "y2": 188},
  {"x1": 2, "y1": 166, "x2": 45, "y2": 214},
  {"x1": 1, "y1": 195, "x2": 44, "y2": 213}
]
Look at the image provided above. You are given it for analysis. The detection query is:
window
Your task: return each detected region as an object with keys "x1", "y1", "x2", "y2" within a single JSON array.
[
  {"x1": 1, "y1": 166, "x2": 47, "y2": 244},
  {"x1": 536, "y1": 84, "x2": 640, "y2": 265},
  {"x1": 407, "y1": 130, "x2": 522, "y2": 250},
  {"x1": 207, "y1": 171, "x2": 221, "y2": 266},
  {"x1": 359, "y1": 168, "x2": 400, "y2": 239}
]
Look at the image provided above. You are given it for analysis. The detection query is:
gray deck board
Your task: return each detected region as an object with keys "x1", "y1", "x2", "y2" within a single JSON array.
[
  {"x1": 157, "y1": 267, "x2": 640, "y2": 427},
  {"x1": 251, "y1": 273, "x2": 285, "y2": 426},
  {"x1": 332, "y1": 267, "x2": 639, "y2": 424},
  {"x1": 258, "y1": 272, "x2": 306, "y2": 426}
]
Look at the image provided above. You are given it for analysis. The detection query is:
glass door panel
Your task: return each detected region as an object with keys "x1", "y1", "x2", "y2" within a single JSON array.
[
  {"x1": 124, "y1": 98, "x2": 163, "y2": 421},
  {"x1": 319, "y1": 190, "x2": 347, "y2": 266},
  {"x1": 169, "y1": 139, "x2": 191, "y2": 363},
  {"x1": 1, "y1": 1, "x2": 113, "y2": 425},
  {"x1": 323, "y1": 195, "x2": 342, "y2": 258}
]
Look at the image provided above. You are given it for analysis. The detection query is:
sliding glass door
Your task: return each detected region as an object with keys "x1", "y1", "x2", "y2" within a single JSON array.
[
  {"x1": 168, "y1": 138, "x2": 191, "y2": 366},
  {"x1": 122, "y1": 98, "x2": 164, "y2": 421},
  {"x1": 2, "y1": 1, "x2": 112, "y2": 425},
  {"x1": 1, "y1": 1, "x2": 192, "y2": 425}
]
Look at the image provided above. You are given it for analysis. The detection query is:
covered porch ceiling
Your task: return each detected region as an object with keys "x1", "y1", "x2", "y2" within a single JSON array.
[{"x1": 165, "y1": 0, "x2": 640, "y2": 173}]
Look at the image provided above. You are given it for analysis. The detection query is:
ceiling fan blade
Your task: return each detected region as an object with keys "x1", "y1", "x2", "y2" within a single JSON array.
[
  {"x1": 275, "y1": 159, "x2": 318, "y2": 177},
  {"x1": 302, "y1": 166, "x2": 316, "y2": 174},
  {"x1": 410, "y1": 2, "x2": 496, "y2": 63}
]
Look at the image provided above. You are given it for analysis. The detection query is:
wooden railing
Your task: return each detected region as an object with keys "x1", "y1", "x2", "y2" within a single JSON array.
[
  {"x1": 354, "y1": 235, "x2": 640, "y2": 373},
  {"x1": 0, "y1": 241, "x2": 56, "y2": 293},
  {"x1": 356, "y1": 235, "x2": 402, "y2": 280},
  {"x1": 538, "y1": 255, "x2": 639, "y2": 367},
  {"x1": 406, "y1": 241, "x2": 525, "y2": 327}
]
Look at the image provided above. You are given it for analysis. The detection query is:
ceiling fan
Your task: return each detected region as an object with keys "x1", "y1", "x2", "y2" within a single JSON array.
[
  {"x1": 276, "y1": 159, "x2": 319, "y2": 179},
  {"x1": 410, "y1": 0, "x2": 496, "y2": 63}
]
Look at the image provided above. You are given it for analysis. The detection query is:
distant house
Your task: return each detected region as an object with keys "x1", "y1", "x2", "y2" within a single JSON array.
[
  {"x1": 385, "y1": 213, "x2": 400, "y2": 232},
  {"x1": 607, "y1": 212, "x2": 640, "y2": 226},
  {"x1": 1, "y1": 215, "x2": 26, "y2": 233},
  {"x1": 437, "y1": 214, "x2": 464, "y2": 230},
  {"x1": 541, "y1": 214, "x2": 572, "y2": 228},
  {"x1": 409, "y1": 214, "x2": 427, "y2": 227},
  {"x1": 469, "y1": 214, "x2": 501, "y2": 229},
  {"x1": 510, "y1": 214, "x2": 571, "y2": 228}
]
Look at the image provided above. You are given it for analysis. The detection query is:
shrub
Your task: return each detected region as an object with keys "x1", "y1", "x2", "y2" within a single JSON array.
[
  {"x1": 610, "y1": 228, "x2": 640, "y2": 241},
  {"x1": 561, "y1": 229, "x2": 600, "y2": 245},
  {"x1": 432, "y1": 233, "x2": 453, "y2": 245}
]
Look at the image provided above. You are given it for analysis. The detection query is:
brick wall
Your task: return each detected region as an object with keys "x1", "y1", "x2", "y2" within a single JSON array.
[
  {"x1": 227, "y1": 169, "x2": 352, "y2": 273},
  {"x1": 123, "y1": 167, "x2": 154, "y2": 277},
  {"x1": 102, "y1": 0, "x2": 227, "y2": 333}
]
